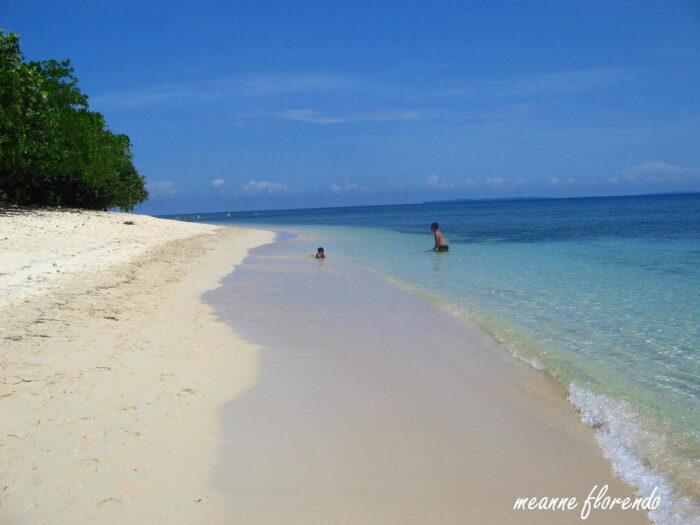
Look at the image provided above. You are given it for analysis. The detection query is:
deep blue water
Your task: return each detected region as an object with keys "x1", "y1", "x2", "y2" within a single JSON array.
[{"x1": 174, "y1": 193, "x2": 700, "y2": 524}]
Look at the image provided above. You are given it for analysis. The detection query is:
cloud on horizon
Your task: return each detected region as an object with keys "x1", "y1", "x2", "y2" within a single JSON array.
[
  {"x1": 330, "y1": 181, "x2": 364, "y2": 193},
  {"x1": 239, "y1": 179, "x2": 289, "y2": 194},
  {"x1": 425, "y1": 174, "x2": 455, "y2": 190}
]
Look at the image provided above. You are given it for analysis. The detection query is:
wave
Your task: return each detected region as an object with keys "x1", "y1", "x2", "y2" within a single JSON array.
[{"x1": 568, "y1": 383, "x2": 700, "y2": 525}]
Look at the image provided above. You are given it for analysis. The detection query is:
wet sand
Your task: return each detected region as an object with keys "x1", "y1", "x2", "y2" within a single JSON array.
[{"x1": 208, "y1": 232, "x2": 649, "y2": 524}]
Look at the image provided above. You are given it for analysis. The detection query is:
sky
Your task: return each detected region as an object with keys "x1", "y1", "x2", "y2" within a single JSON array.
[{"x1": 2, "y1": 0, "x2": 699, "y2": 214}]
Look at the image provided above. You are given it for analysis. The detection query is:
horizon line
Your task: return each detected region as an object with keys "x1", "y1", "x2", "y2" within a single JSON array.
[{"x1": 154, "y1": 190, "x2": 699, "y2": 218}]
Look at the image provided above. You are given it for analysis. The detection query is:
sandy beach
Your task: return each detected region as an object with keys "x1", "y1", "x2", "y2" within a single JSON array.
[
  {"x1": 0, "y1": 209, "x2": 273, "y2": 524},
  {"x1": 1, "y1": 210, "x2": 654, "y2": 524}
]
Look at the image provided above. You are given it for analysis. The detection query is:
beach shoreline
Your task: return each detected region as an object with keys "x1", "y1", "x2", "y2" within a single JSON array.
[
  {"x1": 209, "y1": 231, "x2": 650, "y2": 524},
  {"x1": 0, "y1": 209, "x2": 274, "y2": 523},
  {"x1": 0, "y1": 209, "x2": 669, "y2": 524}
]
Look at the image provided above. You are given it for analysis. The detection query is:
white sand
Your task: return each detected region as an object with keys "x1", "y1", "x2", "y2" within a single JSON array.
[
  {"x1": 0, "y1": 209, "x2": 220, "y2": 310},
  {"x1": 0, "y1": 209, "x2": 274, "y2": 524}
]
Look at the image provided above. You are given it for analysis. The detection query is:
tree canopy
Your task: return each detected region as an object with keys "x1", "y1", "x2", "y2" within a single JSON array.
[{"x1": 0, "y1": 29, "x2": 148, "y2": 211}]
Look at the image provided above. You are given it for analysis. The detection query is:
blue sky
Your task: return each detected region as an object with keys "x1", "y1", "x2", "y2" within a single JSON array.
[{"x1": 3, "y1": 1, "x2": 699, "y2": 214}]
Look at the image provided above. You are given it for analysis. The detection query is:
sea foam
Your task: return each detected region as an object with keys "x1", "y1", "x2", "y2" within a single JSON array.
[{"x1": 568, "y1": 383, "x2": 700, "y2": 525}]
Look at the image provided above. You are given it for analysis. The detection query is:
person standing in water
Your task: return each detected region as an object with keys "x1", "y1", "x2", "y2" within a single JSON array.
[
  {"x1": 431, "y1": 223, "x2": 449, "y2": 252},
  {"x1": 315, "y1": 247, "x2": 326, "y2": 259}
]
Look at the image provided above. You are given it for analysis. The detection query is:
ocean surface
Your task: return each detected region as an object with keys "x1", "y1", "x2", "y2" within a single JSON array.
[{"x1": 175, "y1": 193, "x2": 699, "y2": 524}]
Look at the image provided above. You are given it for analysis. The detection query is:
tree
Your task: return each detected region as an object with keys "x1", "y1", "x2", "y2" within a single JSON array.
[{"x1": 0, "y1": 29, "x2": 148, "y2": 211}]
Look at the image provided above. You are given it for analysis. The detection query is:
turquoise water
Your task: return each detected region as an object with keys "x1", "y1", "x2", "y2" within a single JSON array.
[{"x1": 179, "y1": 193, "x2": 699, "y2": 524}]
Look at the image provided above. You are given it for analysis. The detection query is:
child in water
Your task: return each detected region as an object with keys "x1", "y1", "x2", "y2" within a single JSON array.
[
  {"x1": 315, "y1": 247, "x2": 326, "y2": 259},
  {"x1": 431, "y1": 223, "x2": 449, "y2": 252}
]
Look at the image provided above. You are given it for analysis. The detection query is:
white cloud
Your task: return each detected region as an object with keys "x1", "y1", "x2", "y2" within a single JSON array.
[
  {"x1": 330, "y1": 181, "x2": 363, "y2": 193},
  {"x1": 512, "y1": 178, "x2": 527, "y2": 187},
  {"x1": 241, "y1": 108, "x2": 425, "y2": 125},
  {"x1": 92, "y1": 67, "x2": 629, "y2": 117},
  {"x1": 211, "y1": 178, "x2": 226, "y2": 194},
  {"x1": 240, "y1": 180, "x2": 288, "y2": 194},
  {"x1": 463, "y1": 178, "x2": 477, "y2": 188},
  {"x1": 242, "y1": 104, "x2": 533, "y2": 126},
  {"x1": 147, "y1": 181, "x2": 178, "y2": 197},
  {"x1": 426, "y1": 174, "x2": 455, "y2": 189},
  {"x1": 91, "y1": 73, "x2": 354, "y2": 109},
  {"x1": 547, "y1": 177, "x2": 561, "y2": 185},
  {"x1": 565, "y1": 178, "x2": 576, "y2": 185},
  {"x1": 485, "y1": 177, "x2": 504, "y2": 186}
]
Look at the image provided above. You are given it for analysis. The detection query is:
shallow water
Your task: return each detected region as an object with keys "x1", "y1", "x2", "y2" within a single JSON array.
[{"x1": 190, "y1": 193, "x2": 699, "y2": 524}]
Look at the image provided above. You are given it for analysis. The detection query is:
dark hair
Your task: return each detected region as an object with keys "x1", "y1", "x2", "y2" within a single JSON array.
[
  {"x1": 431, "y1": 222, "x2": 439, "y2": 230},
  {"x1": 317, "y1": 247, "x2": 324, "y2": 252}
]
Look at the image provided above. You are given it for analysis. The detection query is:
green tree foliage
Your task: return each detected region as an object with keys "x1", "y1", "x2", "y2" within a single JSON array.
[{"x1": 0, "y1": 29, "x2": 148, "y2": 210}]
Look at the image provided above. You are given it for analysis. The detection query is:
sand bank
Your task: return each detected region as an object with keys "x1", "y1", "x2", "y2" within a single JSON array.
[{"x1": 0, "y1": 209, "x2": 274, "y2": 524}]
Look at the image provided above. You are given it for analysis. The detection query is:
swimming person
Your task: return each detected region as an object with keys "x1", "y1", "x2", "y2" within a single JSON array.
[
  {"x1": 315, "y1": 247, "x2": 326, "y2": 259},
  {"x1": 431, "y1": 223, "x2": 449, "y2": 252}
]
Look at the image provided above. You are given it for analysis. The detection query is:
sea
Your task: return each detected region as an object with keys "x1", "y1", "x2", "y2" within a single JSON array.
[{"x1": 172, "y1": 193, "x2": 699, "y2": 524}]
